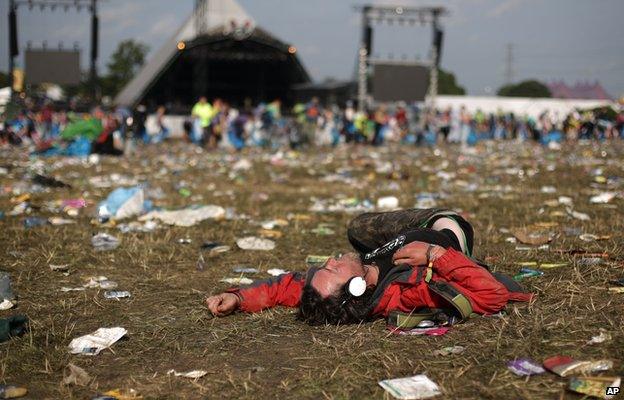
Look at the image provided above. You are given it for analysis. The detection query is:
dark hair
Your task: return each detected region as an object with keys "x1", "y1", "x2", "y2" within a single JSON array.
[{"x1": 297, "y1": 284, "x2": 374, "y2": 325}]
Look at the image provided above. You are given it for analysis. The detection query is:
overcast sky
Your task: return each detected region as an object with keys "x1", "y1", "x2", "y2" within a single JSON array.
[{"x1": 1, "y1": 0, "x2": 623, "y2": 97}]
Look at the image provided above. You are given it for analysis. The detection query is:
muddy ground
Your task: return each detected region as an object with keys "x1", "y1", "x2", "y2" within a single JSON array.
[{"x1": 0, "y1": 141, "x2": 622, "y2": 399}]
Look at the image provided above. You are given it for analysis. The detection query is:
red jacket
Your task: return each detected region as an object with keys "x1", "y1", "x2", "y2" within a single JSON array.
[{"x1": 228, "y1": 248, "x2": 532, "y2": 317}]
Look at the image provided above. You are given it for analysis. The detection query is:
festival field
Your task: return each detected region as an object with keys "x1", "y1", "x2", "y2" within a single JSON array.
[{"x1": 1, "y1": 141, "x2": 622, "y2": 399}]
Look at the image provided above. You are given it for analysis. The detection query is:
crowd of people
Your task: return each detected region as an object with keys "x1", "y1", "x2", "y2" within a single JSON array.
[{"x1": 1, "y1": 95, "x2": 623, "y2": 154}]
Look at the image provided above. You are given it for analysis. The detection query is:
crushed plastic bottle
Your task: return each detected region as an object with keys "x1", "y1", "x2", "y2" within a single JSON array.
[
  {"x1": 23, "y1": 217, "x2": 48, "y2": 229},
  {"x1": 104, "y1": 291, "x2": 131, "y2": 299},
  {"x1": 91, "y1": 233, "x2": 120, "y2": 252}
]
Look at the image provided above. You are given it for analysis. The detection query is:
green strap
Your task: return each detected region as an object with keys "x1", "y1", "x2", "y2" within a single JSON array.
[
  {"x1": 387, "y1": 310, "x2": 437, "y2": 330},
  {"x1": 427, "y1": 281, "x2": 473, "y2": 320},
  {"x1": 387, "y1": 281, "x2": 473, "y2": 329}
]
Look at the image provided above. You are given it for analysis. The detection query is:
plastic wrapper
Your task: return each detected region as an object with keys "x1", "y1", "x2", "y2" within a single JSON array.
[
  {"x1": 543, "y1": 356, "x2": 613, "y2": 377},
  {"x1": 236, "y1": 236, "x2": 275, "y2": 251},
  {"x1": 507, "y1": 358, "x2": 546, "y2": 376},
  {"x1": 68, "y1": 327, "x2": 127, "y2": 356},
  {"x1": 91, "y1": 233, "x2": 120, "y2": 252},
  {"x1": 379, "y1": 375, "x2": 441, "y2": 399}
]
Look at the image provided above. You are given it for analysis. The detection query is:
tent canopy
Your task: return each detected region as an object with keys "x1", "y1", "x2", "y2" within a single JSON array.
[{"x1": 114, "y1": 0, "x2": 309, "y2": 111}]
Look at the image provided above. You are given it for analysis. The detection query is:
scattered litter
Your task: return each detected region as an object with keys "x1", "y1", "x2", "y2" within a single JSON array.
[
  {"x1": 68, "y1": 327, "x2": 127, "y2": 356},
  {"x1": 516, "y1": 244, "x2": 549, "y2": 251},
  {"x1": 589, "y1": 192, "x2": 617, "y2": 204},
  {"x1": 433, "y1": 346, "x2": 465, "y2": 356},
  {"x1": 233, "y1": 267, "x2": 259, "y2": 274},
  {"x1": 577, "y1": 257, "x2": 603, "y2": 266},
  {"x1": 104, "y1": 291, "x2": 131, "y2": 299},
  {"x1": 507, "y1": 358, "x2": 546, "y2": 376},
  {"x1": 306, "y1": 255, "x2": 330, "y2": 267},
  {"x1": 259, "y1": 229, "x2": 282, "y2": 239},
  {"x1": 139, "y1": 205, "x2": 225, "y2": 227},
  {"x1": 309, "y1": 197, "x2": 374, "y2": 213},
  {"x1": 196, "y1": 253, "x2": 205, "y2": 271},
  {"x1": 517, "y1": 261, "x2": 538, "y2": 267},
  {"x1": 540, "y1": 263, "x2": 568, "y2": 269},
  {"x1": 178, "y1": 238, "x2": 192, "y2": 244},
  {"x1": 0, "y1": 272, "x2": 16, "y2": 309},
  {"x1": 0, "y1": 315, "x2": 28, "y2": 342},
  {"x1": 511, "y1": 228, "x2": 553, "y2": 246},
  {"x1": 166, "y1": 369, "x2": 208, "y2": 379},
  {"x1": 8, "y1": 202, "x2": 29, "y2": 216},
  {"x1": 540, "y1": 186, "x2": 556, "y2": 193},
  {"x1": 97, "y1": 187, "x2": 149, "y2": 221},
  {"x1": 377, "y1": 196, "x2": 399, "y2": 210},
  {"x1": 0, "y1": 275, "x2": 17, "y2": 309},
  {"x1": 563, "y1": 227, "x2": 583, "y2": 236},
  {"x1": 389, "y1": 326, "x2": 450, "y2": 336},
  {"x1": 0, "y1": 385, "x2": 28, "y2": 399},
  {"x1": 579, "y1": 233, "x2": 598, "y2": 242},
  {"x1": 0, "y1": 300, "x2": 14, "y2": 311},
  {"x1": 543, "y1": 356, "x2": 612, "y2": 377},
  {"x1": 63, "y1": 363, "x2": 91, "y2": 386},
  {"x1": 117, "y1": 220, "x2": 158, "y2": 233},
  {"x1": 91, "y1": 233, "x2": 120, "y2": 252},
  {"x1": 62, "y1": 198, "x2": 87, "y2": 210},
  {"x1": 23, "y1": 216, "x2": 48, "y2": 229},
  {"x1": 232, "y1": 158, "x2": 252, "y2": 171},
  {"x1": 378, "y1": 374, "x2": 441, "y2": 399},
  {"x1": 310, "y1": 224, "x2": 335, "y2": 235},
  {"x1": 608, "y1": 287, "x2": 624, "y2": 293},
  {"x1": 33, "y1": 173, "x2": 71, "y2": 188},
  {"x1": 513, "y1": 267, "x2": 544, "y2": 281},
  {"x1": 96, "y1": 388, "x2": 142, "y2": 400},
  {"x1": 200, "y1": 242, "x2": 230, "y2": 255},
  {"x1": 236, "y1": 237, "x2": 275, "y2": 251},
  {"x1": 567, "y1": 208, "x2": 591, "y2": 221},
  {"x1": 61, "y1": 287, "x2": 86, "y2": 292},
  {"x1": 220, "y1": 277, "x2": 253, "y2": 285},
  {"x1": 587, "y1": 330, "x2": 611, "y2": 345},
  {"x1": 267, "y1": 268, "x2": 288, "y2": 276},
  {"x1": 568, "y1": 376, "x2": 621, "y2": 399},
  {"x1": 49, "y1": 217, "x2": 75, "y2": 225},
  {"x1": 84, "y1": 277, "x2": 118, "y2": 290},
  {"x1": 50, "y1": 264, "x2": 69, "y2": 272},
  {"x1": 261, "y1": 219, "x2": 288, "y2": 230},
  {"x1": 609, "y1": 278, "x2": 624, "y2": 287}
]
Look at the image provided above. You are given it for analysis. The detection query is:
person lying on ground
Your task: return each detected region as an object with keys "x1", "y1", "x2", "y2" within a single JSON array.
[{"x1": 205, "y1": 208, "x2": 533, "y2": 326}]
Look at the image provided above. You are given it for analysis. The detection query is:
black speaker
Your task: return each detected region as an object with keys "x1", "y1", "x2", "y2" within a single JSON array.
[
  {"x1": 9, "y1": 9, "x2": 18, "y2": 57},
  {"x1": 91, "y1": 15, "x2": 99, "y2": 61},
  {"x1": 363, "y1": 25, "x2": 373, "y2": 55},
  {"x1": 433, "y1": 28, "x2": 444, "y2": 66}
]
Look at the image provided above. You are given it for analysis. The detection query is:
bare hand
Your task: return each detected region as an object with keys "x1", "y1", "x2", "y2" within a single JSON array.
[
  {"x1": 392, "y1": 241, "x2": 446, "y2": 267},
  {"x1": 205, "y1": 293, "x2": 240, "y2": 316}
]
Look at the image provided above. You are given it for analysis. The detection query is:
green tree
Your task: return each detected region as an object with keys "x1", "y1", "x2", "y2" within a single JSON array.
[
  {"x1": 0, "y1": 71, "x2": 9, "y2": 88},
  {"x1": 438, "y1": 69, "x2": 466, "y2": 95},
  {"x1": 497, "y1": 80, "x2": 551, "y2": 98},
  {"x1": 104, "y1": 39, "x2": 149, "y2": 96}
]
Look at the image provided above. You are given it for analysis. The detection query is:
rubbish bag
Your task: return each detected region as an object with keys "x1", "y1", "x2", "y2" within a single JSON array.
[
  {"x1": 0, "y1": 315, "x2": 28, "y2": 342},
  {"x1": 97, "y1": 187, "x2": 150, "y2": 220}
]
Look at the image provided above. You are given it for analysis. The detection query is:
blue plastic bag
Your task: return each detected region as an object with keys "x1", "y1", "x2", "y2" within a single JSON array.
[{"x1": 97, "y1": 187, "x2": 151, "y2": 220}]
